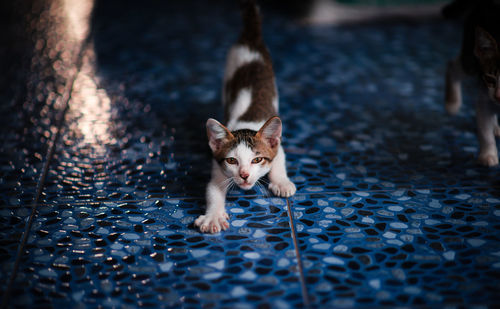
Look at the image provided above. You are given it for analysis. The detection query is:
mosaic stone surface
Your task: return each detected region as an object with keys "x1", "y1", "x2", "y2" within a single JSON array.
[
  {"x1": 291, "y1": 189, "x2": 500, "y2": 307},
  {"x1": 0, "y1": 206, "x2": 31, "y2": 289},
  {"x1": 11, "y1": 197, "x2": 303, "y2": 308},
  {"x1": 1, "y1": 0, "x2": 500, "y2": 307}
]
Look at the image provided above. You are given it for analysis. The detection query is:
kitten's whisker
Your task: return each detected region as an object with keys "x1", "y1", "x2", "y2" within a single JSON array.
[
  {"x1": 254, "y1": 181, "x2": 263, "y2": 195},
  {"x1": 256, "y1": 179, "x2": 271, "y2": 197},
  {"x1": 224, "y1": 181, "x2": 232, "y2": 192},
  {"x1": 259, "y1": 178, "x2": 270, "y2": 186},
  {"x1": 218, "y1": 177, "x2": 234, "y2": 191},
  {"x1": 226, "y1": 177, "x2": 236, "y2": 193}
]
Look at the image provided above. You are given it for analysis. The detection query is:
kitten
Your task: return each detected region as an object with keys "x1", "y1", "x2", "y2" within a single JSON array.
[
  {"x1": 445, "y1": 0, "x2": 500, "y2": 167},
  {"x1": 194, "y1": 0, "x2": 296, "y2": 233}
]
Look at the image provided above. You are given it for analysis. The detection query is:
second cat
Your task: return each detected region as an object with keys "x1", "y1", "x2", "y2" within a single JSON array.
[{"x1": 445, "y1": 0, "x2": 500, "y2": 166}]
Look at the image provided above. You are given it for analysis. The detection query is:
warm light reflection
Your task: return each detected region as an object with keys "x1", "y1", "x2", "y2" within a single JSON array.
[
  {"x1": 63, "y1": 0, "x2": 94, "y2": 41},
  {"x1": 72, "y1": 50, "x2": 113, "y2": 147},
  {"x1": 62, "y1": 0, "x2": 113, "y2": 148}
]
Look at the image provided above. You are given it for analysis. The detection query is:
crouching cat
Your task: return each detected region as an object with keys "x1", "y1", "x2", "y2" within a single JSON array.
[
  {"x1": 195, "y1": 0, "x2": 296, "y2": 233},
  {"x1": 445, "y1": 0, "x2": 500, "y2": 166}
]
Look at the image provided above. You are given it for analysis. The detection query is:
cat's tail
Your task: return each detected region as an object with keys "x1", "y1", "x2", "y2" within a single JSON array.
[{"x1": 239, "y1": 0, "x2": 262, "y2": 44}]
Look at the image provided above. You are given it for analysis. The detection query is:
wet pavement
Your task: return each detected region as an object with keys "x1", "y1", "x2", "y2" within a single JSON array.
[{"x1": 1, "y1": 0, "x2": 500, "y2": 308}]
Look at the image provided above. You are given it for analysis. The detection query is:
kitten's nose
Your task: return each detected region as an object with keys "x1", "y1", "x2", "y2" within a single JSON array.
[{"x1": 240, "y1": 172, "x2": 249, "y2": 180}]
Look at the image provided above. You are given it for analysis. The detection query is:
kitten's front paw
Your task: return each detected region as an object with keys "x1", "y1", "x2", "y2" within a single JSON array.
[
  {"x1": 194, "y1": 212, "x2": 229, "y2": 234},
  {"x1": 269, "y1": 180, "x2": 296, "y2": 197},
  {"x1": 478, "y1": 152, "x2": 499, "y2": 167}
]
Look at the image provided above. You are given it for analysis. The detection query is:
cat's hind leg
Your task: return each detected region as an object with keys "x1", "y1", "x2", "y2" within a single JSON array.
[
  {"x1": 268, "y1": 146, "x2": 296, "y2": 197},
  {"x1": 476, "y1": 97, "x2": 499, "y2": 167},
  {"x1": 494, "y1": 114, "x2": 500, "y2": 137},
  {"x1": 445, "y1": 57, "x2": 464, "y2": 115}
]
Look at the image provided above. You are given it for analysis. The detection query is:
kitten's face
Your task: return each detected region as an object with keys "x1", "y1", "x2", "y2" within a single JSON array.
[
  {"x1": 474, "y1": 27, "x2": 500, "y2": 104},
  {"x1": 222, "y1": 142, "x2": 272, "y2": 190},
  {"x1": 207, "y1": 117, "x2": 281, "y2": 190}
]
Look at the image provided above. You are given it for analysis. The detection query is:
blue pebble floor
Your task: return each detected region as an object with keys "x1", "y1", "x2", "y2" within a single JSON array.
[{"x1": 1, "y1": 0, "x2": 500, "y2": 308}]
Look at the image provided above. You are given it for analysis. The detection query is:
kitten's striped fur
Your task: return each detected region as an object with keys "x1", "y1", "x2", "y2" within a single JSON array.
[{"x1": 195, "y1": 0, "x2": 296, "y2": 234}]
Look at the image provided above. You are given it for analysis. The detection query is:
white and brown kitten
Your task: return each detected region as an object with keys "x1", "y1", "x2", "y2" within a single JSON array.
[
  {"x1": 445, "y1": 0, "x2": 500, "y2": 166},
  {"x1": 195, "y1": 1, "x2": 296, "y2": 233}
]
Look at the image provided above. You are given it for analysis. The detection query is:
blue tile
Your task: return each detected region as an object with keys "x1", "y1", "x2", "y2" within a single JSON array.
[
  {"x1": 291, "y1": 189, "x2": 500, "y2": 307},
  {"x1": 12, "y1": 197, "x2": 304, "y2": 307},
  {"x1": 0, "y1": 207, "x2": 30, "y2": 290}
]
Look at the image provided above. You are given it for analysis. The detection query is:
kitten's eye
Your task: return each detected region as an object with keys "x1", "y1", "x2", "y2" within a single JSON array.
[
  {"x1": 225, "y1": 157, "x2": 238, "y2": 165},
  {"x1": 251, "y1": 157, "x2": 263, "y2": 164},
  {"x1": 483, "y1": 75, "x2": 497, "y2": 86}
]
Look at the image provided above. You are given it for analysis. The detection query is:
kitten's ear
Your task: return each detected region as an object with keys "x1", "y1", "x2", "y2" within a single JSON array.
[
  {"x1": 474, "y1": 27, "x2": 498, "y2": 59},
  {"x1": 206, "y1": 118, "x2": 233, "y2": 152},
  {"x1": 256, "y1": 116, "x2": 282, "y2": 148}
]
